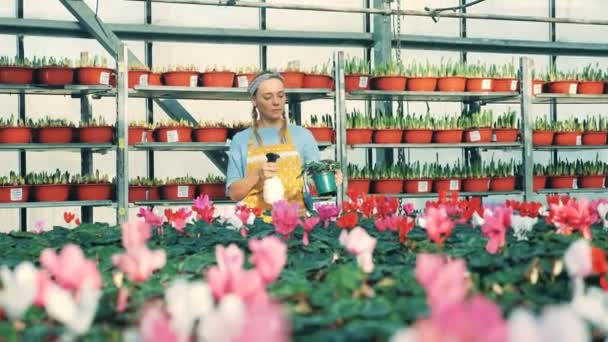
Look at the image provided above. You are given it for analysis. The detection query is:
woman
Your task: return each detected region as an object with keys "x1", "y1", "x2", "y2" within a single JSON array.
[{"x1": 226, "y1": 71, "x2": 342, "y2": 213}]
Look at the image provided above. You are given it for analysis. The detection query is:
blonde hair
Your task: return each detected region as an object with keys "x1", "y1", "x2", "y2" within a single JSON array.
[{"x1": 250, "y1": 71, "x2": 288, "y2": 146}]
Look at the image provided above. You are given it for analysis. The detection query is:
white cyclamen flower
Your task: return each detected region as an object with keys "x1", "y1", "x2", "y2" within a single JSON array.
[
  {"x1": 571, "y1": 287, "x2": 608, "y2": 333},
  {"x1": 0, "y1": 261, "x2": 37, "y2": 320},
  {"x1": 165, "y1": 279, "x2": 214, "y2": 340},
  {"x1": 596, "y1": 203, "x2": 608, "y2": 231},
  {"x1": 45, "y1": 281, "x2": 101, "y2": 336},
  {"x1": 510, "y1": 215, "x2": 538, "y2": 241},
  {"x1": 197, "y1": 294, "x2": 246, "y2": 342}
]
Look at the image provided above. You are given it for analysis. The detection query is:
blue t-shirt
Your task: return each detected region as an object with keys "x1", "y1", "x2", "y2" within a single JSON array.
[{"x1": 226, "y1": 125, "x2": 320, "y2": 191}]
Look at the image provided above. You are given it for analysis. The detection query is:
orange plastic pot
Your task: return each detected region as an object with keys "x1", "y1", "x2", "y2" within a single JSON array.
[
  {"x1": 128, "y1": 127, "x2": 154, "y2": 146},
  {"x1": 371, "y1": 76, "x2": 406, "y2": 91},
  {"x1": 434, "y1": 129, "x2": 463, "y2": 143},
  {"x1": 201, "y1": 71, "x2": 236, "y2": 88},
  {"x1": 33, "y1": 184, "x2": 70, "y2": 202},
  {"x1": 546, "y1": 80, "x2": 578, "y2": 94},
  {"x1": 0, "y1": 127, "x2": 32, "y2": 144},
  {"x1": 37, "y1": 127, "x2": 73, "y2": 143},
  {"x1": 198, "y1": 183, "x2": 226, "y2": 199},
  {"x1": 578, "y1": 81, "x2": 604, "y2": 95},
  {"x1": 162, "y1": 71, "x2": 200, "y2": 87},
  {"x1": 433, "y1": 178, "x2": 461, "y2": 192},
  {"x1": 464, "y1": 128, "x2": 492, "y2": 143},
  {"x1": 407, "y1": 77, "x2": 437, "y2": 91},
  {"x1": 549, "y1": 176, "x2": 577, "y2": 189},
  {"x1": 76, "y1": 67, "x2": 113, "y2": 85},
  {"x1": 346, "y1": 129, "x2": 373, "y2": 144},
  {"x1": 579, "y1": 175, "x2": 605, "y2": 189},
  {"x1": 533, "y1": 176, "x2": 547, "y2": 192},
  {"x1": 128, "y1": 70, "x2": 149, "y2": 88},
  {"x1": 532, "y1": 131, "x2": 554, "y2": 146},
  {"x1": 437, "y1": 77, "x2": 466, "y2": 92},
  {"x1": 308, "y1": 127, "x2": 334, "y2": 143},
  {"x1": 347, "y1": 179, "x2": 371, "y2": 195},
  {"x1": 404, "y1": 179, "x2": 432, "y2": 194},
  {"x1": 129, "y1": 186, "x2": 153, "y2": 202},
  {"x1": 462, "y1": 178, "x2": 490, "y2": 192},
  {"x1": 345, "y1": 74, "x2": 370, "y2": 92},
  {"x1": 36, "y1": 67, "x2": 74, "y2": 85},
  {"x1": 155, "y1": 126, "x2": 193, "y2": 143},
  {"x1": 75, "y1": 183, "x2": 112, "y2": 201},
  {"x1": 403, "y1": 129, "x2": 433, "y2": 143},
  {"x1": 79, "y1": 126, "x2": 113, "y2": 143},
  {"x1": 554, "y1": 132, "x2": 582, "y2": 146},
  {"x1": 0, "y1": 185, "x2": 29, "y2": 203},
  {"x1": 490, "y1": 177, "x2": 516, "y2": 192},
  {"x1": 234, "y1": 73, "x2": 256, "y2": 88},
  {"x1": 193, "y1": 127, "x2": 228, "y2": 142},
  {"x1": 583, "y1": 131, "x2": 607, "y2": 145},
  {"x1": 148, "y1": 73, "x2": 162, "y2": 86},
  {"x1": 303, "y1": 74, "x2": 334, "y2": 89},
  {"x1": 0, "y1": 67, "x2": 34, "y2": 84},
  {"x1": 493, "y1": 128, "x2": 518, "y2": 142},
  {"x1": 372, "y1": 179, "x2": 404, "y2": 194},
  {"x1": 161, "y1": 184, "x2": 195, "y2": 200},
  {"x1": 492, "y1": 78, "x2": 518, "y2": 92},
  {"x1": 466, "y1": 78, "x2": 493, "y2": 92},
  {"x1": 373, "y1": 129, "x2": 403, "y2": 144},
  {"x1": 280, "y1": 71, "x2": 305, "y2": 88}
]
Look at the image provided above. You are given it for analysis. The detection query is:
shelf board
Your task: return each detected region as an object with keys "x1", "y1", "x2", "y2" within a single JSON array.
[
  {"x1": 536, "y1": 188, "x2": 608, "y2": 194},
  {"x1": 534, "y1": 93, "x2": 608, "y2": 104},
  {"x1": 347, "y1": 90, "x2": 520, "y2": 103},
  {"x1": 133, "y1": 196, "x2": 335, "y2": 207},
  {"x1": 349, "y1": 142, "x2": 522, "y2": 149},
  {"x1": 535, "y1": 145, "x2": 608, "y2": 151},
  {"x1": 0, "y1": 200, "x2": 115, "y2": 209},
  {"x1": 385, "y1": 191, "x2": 523, "y2": 199},
  {"x1": 0, "y1": 84, "x2": 113, "y2": 96},
  {"x1": 0, "y1": 143, "x2": 114, "y2": 152},
  {"x1": 129, "y1": 86, "x2": 333, "y2": 102},
  {"x1": 132, "y1": 142, "x2": 229, "y2": 151}
]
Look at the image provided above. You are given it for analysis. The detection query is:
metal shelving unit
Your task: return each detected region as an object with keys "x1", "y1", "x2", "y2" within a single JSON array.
[
  {"x1": 0, "y1": 200, "x2": 115, "y2": 209},
  {"x1": 389, "y1": 191, "x2": 523, "y2": 199},
  {"x1": 347, "y1": 90, "x2": 520, "y2": 103},
  {"x1": 0, "y1": 84, "x2": 113, "y2": 96},
  {"x1": 537, "y1": 188, "x2": 607, "y2": 194},
  {"x1": 128, "y1": 86, "x2": 333, "y2": 102},
  {"x1": 0, "y1": 143, "x2": 115, "y2": 152},
  {"x1": 349, "y1": 142, "x2": 522, "y2": 150}
]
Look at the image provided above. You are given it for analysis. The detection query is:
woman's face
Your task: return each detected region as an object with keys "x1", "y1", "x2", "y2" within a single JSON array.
[{"x1": 253, "y1": 78, "x2": 286, "y2": 121}]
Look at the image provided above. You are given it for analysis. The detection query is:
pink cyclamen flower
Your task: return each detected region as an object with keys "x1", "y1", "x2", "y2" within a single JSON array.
[
  {"x1": 249, "y1": 236, "x2": 287, "y2": 284},
  {"x1": 193, "y1": 195, "x2": 215, "y2": 224},
  {"x1": 339, "y1": 227, "x2": 377, "y2": 273},
  {"x1": 112, "y1": 247, "x2": 166, "y2": 283},
  {"x1": 40, "y1": 244, "x2": 102, "y2": 291},
  {"x1": 549, "y1": 198, "x2": 594, "y2": 240},
  {"x1": 33, "y1": 219, "x2": 50, "y2": 234},
  {"x1": 315, "y1": 202, "x2": 341, "y2": 228},
  {"x1": 235, "y1": 298, "x2": 291, "y2": 342},
  {"x1": 140, "y1": 302, "x2": 180, "y2": 342},
  {"x1": 436, "y1": 295, "x2": 508, "y2": 342},
  {"x1": 403, "y1": 203, "x2": 415, "y2": 216},
  {"x1": 121, "y1": 220, "x2": 151, "y2": 250},
  {"x1": 138, "y1": 207, "x2": 164, "y2": 228},
  {"x1": 116, "y1": 287, "x2": 129, "y2": 313},
  {"x1": 164, "y1": 208, "x2": 193, "y2": 233},
  {"x1": 272, "y1": 200, "x2": 300, "y2": 240},
  {"x1": 299, "y1": 217, "x2": 320, "y2": 246},
  {"x1": 415, "y1": 253, "x2": 468, "y2": 315},
  {"x1": 481, "y1": 206, "x2": 513, "y2": 254},
  {"x1": 423, "y1": 206, "x2": 455, "y2": 246}
]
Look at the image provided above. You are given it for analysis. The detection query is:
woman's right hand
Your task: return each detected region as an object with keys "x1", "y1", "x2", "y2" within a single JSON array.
[{"x1": 258, "y1": 162, "x2": 278, "y2": 180}]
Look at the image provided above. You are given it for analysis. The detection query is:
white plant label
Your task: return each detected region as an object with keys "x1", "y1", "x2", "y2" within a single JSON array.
[
  {"x1": 481, "y1": 79, "x2": 492, "y2": 90},
  {"x1": 237, "y1": 76, "x2": 249, "y2": 88},
  {"x1": 359, "y1": 76, "x2": 369, "y2": 88},
  {"x1": 145, "y1": 189, "x2": 150, "y2": 200},
  {"x1": 189, "y1": 75, "x2": 198, "y2": 87},
  {"x1": 418, "y1": 181, "x2": 429, "y2": 192},
  {"x1": 139, "y1": 74, "x2": 149, "y2": 86},
  {"x1": 177, "y1": 186, "x2": 189, "y2": 198},
  {"x1": 576, "y1": 135, "x2": 582, "y2": 145},
  {"x1": 572, "y1": 178, "x2": 578, "y2": 189},
  {"x1": 469, "y1": 130, "x2": 481, "y2": 142},
  {"x1": 491, "y1": 133, "x2": 497, "y2": 142},
  {"x1": 568, "y1": 83, "x2": 578, "y2": 94},
  {"x1": 141, "y1": 131, "x2": 148, "y2": 143},
  {"x1": 10, "y1": 188, "x2": 22, "y2": 201},
  {"x1": 99, "y1": 72, "x2": 110, "y2": 85},
  {"x1": 533, "y1": 84, "x2": 542, "y2": 95},
  {"x1": 449, "y1": 180, "x2": 459, "y2": 191},
  {"x1": 510, "y1": 80, "x2": 518, "y2": 91},
  {"x1": 167, "y1": 130, "x2": 179, "y2": 143}
]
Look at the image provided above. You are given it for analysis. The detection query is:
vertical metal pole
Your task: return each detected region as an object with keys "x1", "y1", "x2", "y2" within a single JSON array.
[
  {"x1": 364, "y1": 0, "x2": 373, "y2": 166},
  {"x1": 116, "y1": 44, "x2": 129, "y2": 224},
  {"x1": 334, "y1": 51, "x2": 347, "y2": 203},
  {"x1": 145, "y1": 0, "x2": 155, "y2": 180},
  {"x1": 17, "y1": 0, "x2": 27, "y2": 232},
  {"x1": 520, "y1": 57, "x2": 534, "y2": 201},
  {"x1": 459, "y1": 0, "x2": 468, "y2": 64},
  {"x1": 373, "y1": 0, "x2": 393, "y2": 166},
  {"x1": 549, "y1": 0, "x2": 558, "y2": 166},
  {"x1": 259, "y1": 0, "x2": 267, "y2": 70},
  {"x1": 80, "y1": 95, "x2": 94, "y2": 223}
]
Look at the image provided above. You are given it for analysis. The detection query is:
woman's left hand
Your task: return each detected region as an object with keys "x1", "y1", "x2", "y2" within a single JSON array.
[{"x1": 335, "y1": 170, "x2": 343, "y2": 186}]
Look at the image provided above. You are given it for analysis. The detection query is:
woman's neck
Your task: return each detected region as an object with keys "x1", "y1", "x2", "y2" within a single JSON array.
[{"x1": 257, "y1": 117, "x2": 284, "y2": 129}]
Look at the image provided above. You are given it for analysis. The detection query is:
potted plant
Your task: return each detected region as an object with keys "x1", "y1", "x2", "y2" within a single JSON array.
[
  {"x1": 301, "y1": 160, "x2": 340, "y2": 195},
  {"x1": 403, "y1": 161, "x2": 432, "y2": 194},
  {"x1": 276, "y1": 62, "x2": 305, "y2": 89},
  {"x1": 433, "y1": 115, "x2": 464, "y2": 143},
  {"x1": 554, "y1": 118, "x2": 583, "y2": 146},
  {"x1": 462, "y1": 161, "x2": 491, "y2": 192},
  {"x1": 346, "y1": 109, "x2": 373, "y2": 144},
  {"x1": 577, "y1": 63, "x2": 604, "y2": 94},
  {"x1": 79, "y1": 116, "x2": 114, "y2": 143},
  {"x1": 0, "y1": 56, "x2": 34, "y2": 84},
  {"x1": 0, "y1": 171, "x2": 29, "y2": 203},
  {"x1": 492, "y1": 61, "x2": 519, "y2": 92},
  {"x1": 304, "y1": 114, "x2": 334, "y2": 143},
  {"x1": 371, "y1": 164, "x2": 403, "y2": 194},
  {"x1": 462, "y1": 109, "x2": 493, "y2": 143},
  {"x1": 34, "y1": 56, "x2": 74, "y2": 85},
  {"x1": 26, "y1": 169, "x2": 71, "y2": 202},
  {"x1": 493, "y1": 109, "x2": 519, "y2": 142},
  {"x1": 344, "y1": 56, "x2": 371, "y2": 92},
  {"x1": 227, "y1": 121, "x2": 249, "y2": 140},
  {"x1": 547, "y1": 160, "x2": 577, "y2": 189},
  {"x1": 198, "y1": 174, "x2": 226, "y2": 199},
  {"x1": 489, "y1": 159, "x2": 516, "y2": 191},
  {"x1": 577, "y1": 157, "x2": 606, "y2": 189},
  {"x1": 193, "y1": 120, "x2": 228, "y2": 143},
  {"x1": 303, "y1": 62, "x2": 334, "y2": 89},
  {"x1": 346, "y1": 164, "x2": 371, "y2": 195},
  {"x1": 0, "y1": 114, "x2": 33, "y2": 144},
  {"x1": 234, "y1": 66, "x2": 261, "y2": 88},
  {"x1": 155, "y1": 119, "x2": 194, "y2": 143},
  {"x1": 76, "y1": 54, "x2": 112, "y2": 86},
  {"x1": 465, "y1": 62, "x2": 493, "y2": 92},
  {"x1": 543, "y1": 69, "x2": 578, "y2": 94},
  {"x1": 34, "y1": 117, "x2": 75, "y2": 144},
  {"x1": 125, "y1": 62, "x2": 150, "y2": 88},
  {"x1": 129, "y1": 177, "x2": 162, "y2": 202},
  {"x1": 201, "y1": 65, "x2": 236, "y2": 88},
  {"x1": 129, "y1": 121, "x2": 156, "y2": 146},
  {"x1": 405, "y1": 60, "x2": 438, "y2": 91},
  {"x1": 148, "y1": 67, "x2": 163, "y2": 86},
  {"x1": 161, "y1": 176, "x2": 197, "y2": 201},
  {"x1": 437, "y1": 60, "x2": 467, "y2": 92},
  {"x1": 432, "y1": 162, "x2": 463, "y2": 192},
  {"x1": 373, "y1": 110, "x2": 403, "y2": 143},
  {"x1": 162, "y1": 64, "x2": 200, "y2": 87},
  {"x1": 403, "y1": 112, "x2": 434, "y2": 143},
  {"x1": 532, "y1": 70, "x2": 544, "y2": 95},
  {"x1": 71, "y1": 170, "x2": 113, "y2": 201},
  {"x1": 582, "y1": 116, "x2": 607, "y2": 145},
  {"x1": 371, "y1": 61, "x2": 406, "y2": 91},
  {"x1": 533, "y1": 164, "x2": 547, "y2": 191},
  {"x1": 532, "y1": 116, "x2": 554, "y2": 146}
]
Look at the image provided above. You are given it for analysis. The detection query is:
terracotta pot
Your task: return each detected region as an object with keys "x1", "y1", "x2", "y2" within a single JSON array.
[
  {"x1": 407, "y1": 77, "x2": 437, "y2": 91},
  {"x1": 155, "y1": 126, "x2": 193, "y2": 143},
  {"x1": 532, "y1": 80, "x2": 544, "y2": 95},
  {"x1": 308, "y1": 127, "x2": 334, "y2": 143},
  {"x1": 532, "y1": 131, "x2": 554, "y2": 146},
  {"x1": 579, "y1": 175, "x2": 605, "y2": 188},
  {"x1": 493, "y1": 128, "x2": 518, "y2": 143},
  {"x1": 404, "y1": 179, "x2": 432, "y2": 194},
  {"x1": 533, "y1": 176, "x2": 547, "y2": 191},
  {"x1": 0, "y1": 185, "x2": 29, "y2": 203},
  {"x1": 462, "y1": 177, "x2": 490, "y2": 192},
  {"x1": 127, "y1": 70, "x2": 149, "y2": 88},
  {"x1": 79, "y1": 126, "x2": 114, "y2": 143},
  {"x1": 303, "y1": 74, "x2": 334, "y2": 89},
  {"x1": 554, "y1": 132, "x2": 582, "y2": 146},
  {"x1": 193, "y1": 127, "x2": 228, "y2": 142},
  {"x1": 76, "y1": 67, "x2": 113, "y2": 86},
  {"x1": 162, "y1": 71, "x2": 200, "y2": 87},
  {"x1": 346, "y1": 128, "x2": 373, "y2": 144},
  {"x1": 161, "y1": 184, "x2": 195, "y2": 200},
  {"x1": 234, "y1": 73, "x2": 256, "y2": 88},
  {"x1": 148, "y1": 73, "x2": 162, "y2": 86},
  {"x1": 373, "y1": 129, "x2": 403, "y2": 144},
  {"x1": 492, "y1": 78, "x2": 518, "y2": 92},
  {"x1": 372, "y1": 179, "x2": 404, "y2": 194},
  {"x1": 33, "y1": 184, "x2": 70, "y2": 202},
  {"x1": 0, "y1": 127, "x2": 32, "y2": 144},
  {"x1": 36, "y1": 67, "x2": 74, "y2": 85},
  {"x1": 464, "y1": 128, "x2": 492, "y2": 143},
  {"x1": 129, "y1": 186, "x2": 153, "y2": 202},
  {"x1": 347, "y1": 179, "x2": 371, "y2": 195},
  {"x1": 0, "y1": 67, "x2": 34, "y2": 84},
  {"x1": 437, "y1": 76, "x2": 466, "y2": 92},
  {"x1": 279, "y1": 71, "x2": 305, "y2": 88},
  {"x1": 583, "y1": 131, "x2": 607, "y2": 145},
  {"x1": 201, "y1": 71, "x2": 236, "y2": 88},
  {"x1": 75, "y1": 183, "x2": 112, "y2": 201},
  {"x1": 128, "y1": 127, "x2": 154, "y2": 146},
  {"x1": 371, "y1": 76, "x2": 407, "y2": 91},
  {"x1": 37, "y1": 127, "x2": 73, "y2": 143},
  {"x1": 434, "y1": 129, "x2": 463, "y2": 143},
  {"x1": 345, "y1": 74, "x2": 370, "y2": 92},
  {"x1": 578, "y1": 81, "x2": 604, "y2": 95},
  {"x1": 198, "y1": 183, "x2": 226, "y2": 199},
  {"x1": 546, "y1": 80, "x2": 578, "y2": 94},
  {"x1": 490, "y1": 177, "x2": 516, "y2": 192},
  {"x1": 549, "y1": 176, "x2": 577, "y2": 189},
  {"x1": 466, "y1": 78, "x2": 493, "y2": 92},
  {"x1": 403, "y1": 129, "x2": 433, "y2": 143},
  {"x1": 433, "y1": 178, "x2": 461, "y2": 192}
]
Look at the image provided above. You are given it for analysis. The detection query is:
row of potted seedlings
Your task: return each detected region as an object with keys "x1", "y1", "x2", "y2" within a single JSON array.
[
  {"x1": 128, "y1": 119, "x2": 233, "y2": 145},
  {"x1": 533, "y1": 116, "x2": 608, "y2": 146},
  {"x1": 0, "y1": 116, "x2": 114, "y2": 144},
  {"x1": 344, "y1": 109, "x2": 520, "y2": 144},
  {"x1": 345, "y1": 159, "x2": 518, "y2": 195},
  {"x1": 532, "y1": 157, "x2": 608, "y2": 191},
  {"x1": 129, "y1": 175, "x2": 226, "y2": 202}
]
